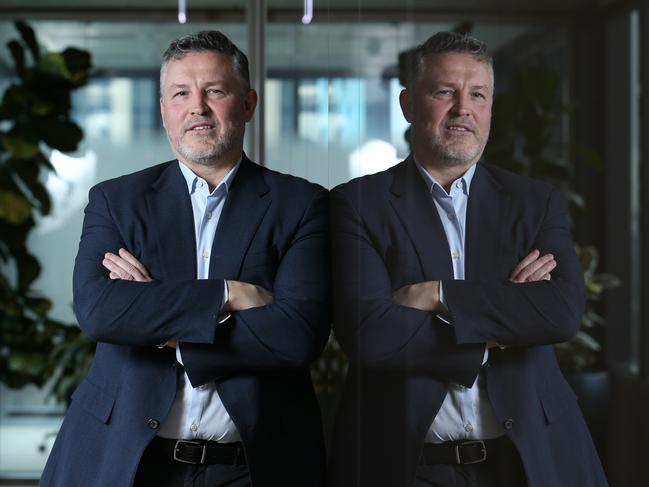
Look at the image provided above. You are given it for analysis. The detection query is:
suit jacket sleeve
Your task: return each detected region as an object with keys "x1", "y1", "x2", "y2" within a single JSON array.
[
  {"x1": 73, "y1": 184, "x2": 225, "y2": 347},
  {"x1": 180, "y1": 187, "x2": 331, "y2": 386},
  {"x1": 331, "y1": 187, "x2": 484, "y2": 388},
  {"x1": 443, "y1": 187, "x2": 585, "y2": 347}
]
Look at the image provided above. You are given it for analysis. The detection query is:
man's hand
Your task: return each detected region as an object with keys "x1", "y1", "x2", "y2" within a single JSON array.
[
  {"x1": 509, "y1": 249, "x2": 556, "y2": 283},
  {"x1": 392, "y1": 281, "x2": 447, "y2": 314},
  {"x1": 103, "y1": 248, "x2": 152, "y2": 282},
  {"x1": 223, "y1": 280, "x2": 274, "y2": 312},
  {"x1": 102, "y1": 249, "x2": 178, "y2": 348}
]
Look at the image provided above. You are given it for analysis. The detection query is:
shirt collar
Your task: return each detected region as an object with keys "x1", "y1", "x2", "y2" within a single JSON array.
[
  {"x1": 413, "y1": 155, "x2": 477, "y2": 197},
  {"x1": 177, "y1": 157, "x2": 242, "y2": 196}
]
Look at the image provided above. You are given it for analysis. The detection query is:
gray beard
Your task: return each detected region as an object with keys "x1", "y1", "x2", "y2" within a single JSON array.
[
  {"x1": 432, "y1": 143, "x2": 484, "y2": 167},
  {"x1": 176, "y1": 138, "x2": 234, "y2": 166},
  {"x1": 169, "y1": 127, "x2": 237, "y2": 167}
]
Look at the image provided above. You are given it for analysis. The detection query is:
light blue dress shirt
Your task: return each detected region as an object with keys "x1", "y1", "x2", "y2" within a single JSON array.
[
  {"x1": 157, "y1": 160, "x2": 241, "y2": 442},
  {"x1": 414, "y1": 159, "x2": 503, "y2": 443}
]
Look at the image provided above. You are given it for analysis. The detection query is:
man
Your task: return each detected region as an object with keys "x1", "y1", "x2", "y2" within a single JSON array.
[
  {"x1": 329, "y1": 32, "x2": 607, "y2": 487},
  {"x1": 40, "y1": 31, "x2": 329, "y2": 487}
]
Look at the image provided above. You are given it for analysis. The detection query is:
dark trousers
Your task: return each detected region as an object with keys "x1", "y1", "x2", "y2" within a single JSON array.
[
  {"x1": 413, "y1": 436, "x2": 528, "y2": 487},
  {"x1": 133, "y1": 438, "x2": 251, "y2": 487}
]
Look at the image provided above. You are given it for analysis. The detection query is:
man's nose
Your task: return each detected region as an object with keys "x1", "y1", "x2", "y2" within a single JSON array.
[
  {"x1": 190, "y1": 92, "x2": 209, "y2": 115},
  {"x1": 451, "y1": 92, "x2": 471, "y2": 116}
]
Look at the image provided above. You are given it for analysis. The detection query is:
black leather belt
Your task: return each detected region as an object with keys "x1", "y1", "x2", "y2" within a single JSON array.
[
  {"x1": 150, "y1": 437, "x2": 246, "y2": 466},
  {"x1": 421, "y1": 439, "x2": 502, "y2": 465}
]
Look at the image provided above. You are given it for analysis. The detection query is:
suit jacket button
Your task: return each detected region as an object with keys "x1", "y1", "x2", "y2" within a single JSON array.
[
  {"x1": 148, "y1": 419, "x2": 160, "y2": 429},
  {"x1": 503, "y1": 419, "x2": 514, "y2": 430}
]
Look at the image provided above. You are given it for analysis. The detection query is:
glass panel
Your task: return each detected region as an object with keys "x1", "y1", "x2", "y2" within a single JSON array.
[{"x1": 263, "y1": 21, "x2": 541, "y2": 189}]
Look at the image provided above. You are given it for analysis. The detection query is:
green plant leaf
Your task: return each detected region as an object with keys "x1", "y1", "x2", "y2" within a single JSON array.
[
  {"x1": 36, "y1": 118, "x2": 83, "y2": 152},
  {"x1": 16, "y1": 251, "x2": 41, "y2": 290},
  {"x1": 0, "y1": 84, "x2": 29, "y2": 118},
  {"x1": 24, "y1": 296, "x2": 52, "y2": 315},
  {"x1": 0, "y1": 190, "x2": 32, "y2": 224},
  {"x1": 15, "y1": 21, "x2": 40, "y2": 62},
  {"x1": 36, "y1": 53, "x2": 71, "y2": 80},
  {"x1": 11, "y1": 157, "x2": 52, "y2": 215},
  {"x1": 0, "y1": 132, "x2": 40, "y2": 159},
  {"x1": 7, "y1": 40, "x2": 25, "y2": 78},
  {"x1": 62, "y1": 47, "x2": 92, "y2": 86}
]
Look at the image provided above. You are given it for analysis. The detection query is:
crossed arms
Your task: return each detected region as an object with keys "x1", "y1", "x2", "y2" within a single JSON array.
[
  {"x1": 73, "y1": 184, "x2": 330, "y2": 384},
  {"x1": 330, "y1": 185, "x2": 585, "y2": 387}
]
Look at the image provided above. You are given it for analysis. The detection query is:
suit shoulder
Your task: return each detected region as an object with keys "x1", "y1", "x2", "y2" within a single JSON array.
[
  {"x1": 480, "y1": 162, "x2": 556, "y2": 199},
  {"x1": 256, "y1": 162, "x2": 327, "y2": 198},
  {"x1": 332, "y1": 161, "x2": 401, "y2": 196}
]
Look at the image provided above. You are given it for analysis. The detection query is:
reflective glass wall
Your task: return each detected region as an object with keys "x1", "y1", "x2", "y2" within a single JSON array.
[{"x1": 0, "y1": 4, "x2": 565, "y2": 481}]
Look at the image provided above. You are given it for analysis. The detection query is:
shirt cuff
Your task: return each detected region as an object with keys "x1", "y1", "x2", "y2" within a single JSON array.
[
  {"x1": 175, "y1": 345, "x2": 184, "y2": 365},
  {"x1": 482, "y1": 346, "x2": 489, "y2": 365},
  {"x1": 435, "y1": 281, "x2": 452, "y2": 325},
  {"x1": 217, "y1": 279, "x2": 231, "y2": 324}
]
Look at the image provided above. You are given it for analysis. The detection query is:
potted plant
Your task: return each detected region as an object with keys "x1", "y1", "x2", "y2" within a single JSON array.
[{"x1": 0, "y1": 21, "x2": 94, "y2": 404}]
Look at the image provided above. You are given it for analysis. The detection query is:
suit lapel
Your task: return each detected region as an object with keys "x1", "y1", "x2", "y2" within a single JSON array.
[
  {"x1": 388, "y1": 157, "x2": 454, "y2": 281},
  {"x1": 146, "y1": 161, "x2": 197, "y2": 280},
  {"x1": 465, "y1": 163, "x2": 510, "y2": 279},
  {"x1": 208, "y1": 156, "x2": 271, "y2": 279}
]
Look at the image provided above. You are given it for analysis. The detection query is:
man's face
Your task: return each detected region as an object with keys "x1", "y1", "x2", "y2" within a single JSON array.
[
  {"x1": 400, "y1": 52, "x2": 493, "y2": 168},
  {"x1": 160, "y1": 51, "x2": 256, "y2": 167}
]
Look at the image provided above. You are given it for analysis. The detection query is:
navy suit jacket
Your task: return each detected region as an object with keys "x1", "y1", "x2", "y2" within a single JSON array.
[
  {"x1": 329, "y1": 157, "x2": 607, "y2": 487},
  {"x1": 40, "y1": 156, "x2": 330, "y2": 487}
]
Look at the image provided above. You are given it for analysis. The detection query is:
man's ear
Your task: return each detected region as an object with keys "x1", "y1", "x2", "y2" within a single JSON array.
[
  {"x1": 243, "y1": 89, "x2": 258, "y2": 122},
  {"x1": 399, "y1": 89, "x2": 413, "y2": 123},
  {"x1": 159, "y1": 97, "x2": 166, "y2": 128}
]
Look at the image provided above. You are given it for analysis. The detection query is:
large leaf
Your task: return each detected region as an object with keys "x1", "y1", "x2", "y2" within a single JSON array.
[
  {"x1": 0, "y1": 131, "x2": 40, "y2": 159},
  {"x1": 0, "y1": 190, "x2": 32, "y2": 224},
  {"x1": 36, "y1": 118, "x2": 83, "y2": 152},
  {"x1": 36, "y1": 53, "x2": 71, "y2": 80},
  {"x1": 1, "y1": 85, "x2": 29, "y2": 119},
  {"x1": 62, "y1": 47, "x2": 92, "y2": 86},
  {"x1": 15, "y1": 21, "x2": 40, "y2": 62},
  {"x1": 7, "y1": 40, "x2": 25, "y2": 78},
  {"x1": 10, "y1": 157, "x2": 52, "y2": 214},
  {"x1": 15, "y1": 251, "x2": 41, "y2": 291},
  {"x1": 23, "y1": 296, "x2": 52, "y2": 316}
]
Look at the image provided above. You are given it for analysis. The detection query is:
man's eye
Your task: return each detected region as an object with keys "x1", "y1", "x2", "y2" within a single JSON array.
[
  {"x1": 207, "y1": 89, "x2": 223, "y2": 94},
  {"x1": 173, "y1": 91, "x2": 187, "y2": 98},
  {"x1": 436, "y1": 89, "x2": 453, "y2": 96},
  {"x1": 472, "y1": 92, "x2": 486, "y2": 99}
]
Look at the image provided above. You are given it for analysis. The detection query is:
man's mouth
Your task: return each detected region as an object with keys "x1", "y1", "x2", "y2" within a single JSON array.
[
  {"x1": 445, "y1": 124, "x2": 473, "y2": 133},
  {"x1": 186, "y1": 122, "x2": 215, "y2": 132}
]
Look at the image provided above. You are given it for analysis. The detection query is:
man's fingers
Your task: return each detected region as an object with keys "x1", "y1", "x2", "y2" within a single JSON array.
[
  {"x1": 103, "y1": 251, "x2": 151, "y2": 282},
  {"x1": 510, "y1": 252, "x2": 554, "y2": 283},
  {"x1": 509, "y1": 249, "x2": 540, "y2": 280},
  {"x1": 118, "y1": 248, "x2": 152, "y2": 279},
  {"x1": 104, "y1": 260, "x2": 136, "y2": 281},
  {"x1": 526, "y1": 259, "x2": 557, "y2": 282}
]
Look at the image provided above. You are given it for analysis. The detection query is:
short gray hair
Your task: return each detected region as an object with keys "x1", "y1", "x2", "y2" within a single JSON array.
[
  {"x1": 404, "y1": 31, "x2": 493, "y2": 90},
  {"x1": 160, "y1": 30, "x2": 251, "y2": 95}
]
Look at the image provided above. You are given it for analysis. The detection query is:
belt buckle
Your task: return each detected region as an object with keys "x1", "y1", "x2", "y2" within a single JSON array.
[
  {"x1": 455, "y1": 440, "x2": 486, "y2": 465},
  {"x1": 173, "y1": 439, "x2": 207, "y2": 465}
]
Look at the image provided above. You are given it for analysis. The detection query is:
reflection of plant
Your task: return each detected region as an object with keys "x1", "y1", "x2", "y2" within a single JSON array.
[
  {"x1": 311, "y1": 333, "x2": 347, "y2": 394},
  {"x1": 486, "y1": 63, "x2": 618, "y2": 373},
  {"x1": 0, "y1": 21, "x2": 93, "y2": 402},
  {"x1": 555, "y1": 245, "x2": 620, "y2": 372}
]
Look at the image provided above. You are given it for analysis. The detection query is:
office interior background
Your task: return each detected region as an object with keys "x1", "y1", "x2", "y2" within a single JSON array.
[{"x1": 0, "y1": 0, "x2": 646, "y2": 485}]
